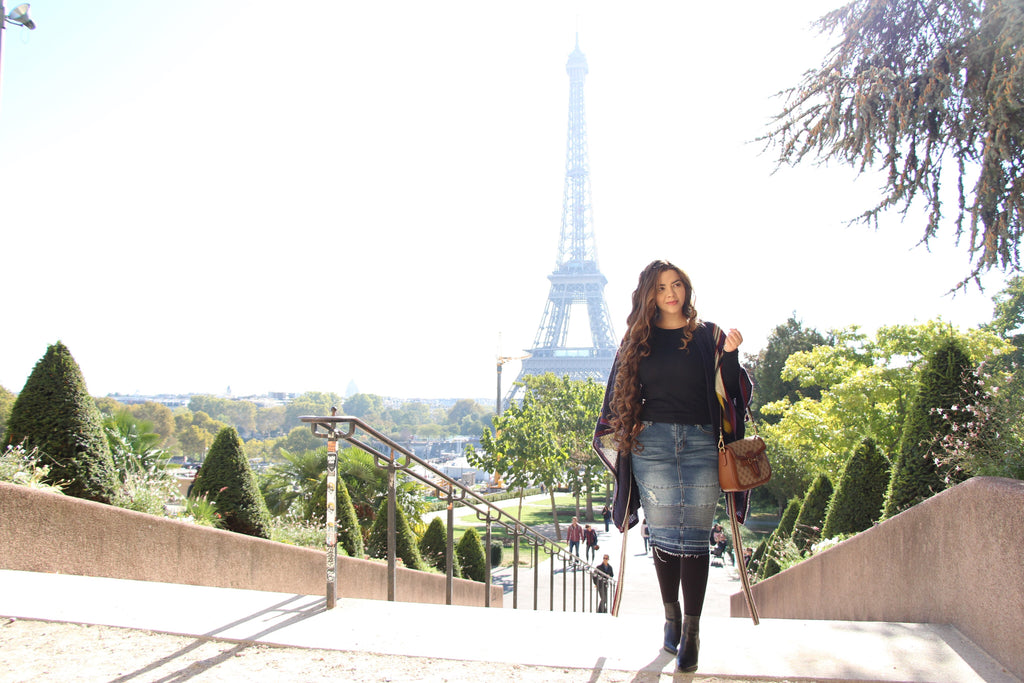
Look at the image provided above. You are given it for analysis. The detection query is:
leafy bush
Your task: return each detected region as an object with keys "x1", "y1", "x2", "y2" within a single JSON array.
[
  {"x1": 884, "y1": 337, "x2": 977, "y2": 518},
  {"x1": 456, "y1": 527, "x2": 487, "y2": 582},
  {"x1": 182, "y1": 492, "x2": 225, "y2": 529},
  {"x1": 490, "y1": 541, "x2": 503, "y2": 568},
  {"x1": 366, "y1": 498, "x2": 426, "y2": 571},
  {"x1": 0, "y1": 442, "x2": 64, "y2": 492},
  {"x1": 822, "y1": 438, "x2": 890, "y2": 537},
  {"x1": 192, "y1": 427, "x2": 271, "y2": 538},
  {"x1": 3, "y1": 342, "x2": 118, "y2": 503},
  {"x1": 418, "y1": 517, "x2": 462, "y2": 577},
  {"x1": 792, "y1": 474, "x2": 833, "y2": 553}
]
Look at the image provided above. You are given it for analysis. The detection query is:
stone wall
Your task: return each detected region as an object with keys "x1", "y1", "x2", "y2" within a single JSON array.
[
  {"x1": 732, "y1": 476, "x2": 1024, "y2": 680},
  {"x1": 0, "y1": 482, "x2": 503, "y2": 607}
]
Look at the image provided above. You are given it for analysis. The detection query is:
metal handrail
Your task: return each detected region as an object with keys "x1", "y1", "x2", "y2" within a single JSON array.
[{"x1": 300, "y1": 412, "x2": 615, "y2": 611}]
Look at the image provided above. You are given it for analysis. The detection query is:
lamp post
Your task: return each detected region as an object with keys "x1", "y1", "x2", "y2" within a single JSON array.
[{"x1": 0, "y1": 2, "x2": 37, "y2": 104}]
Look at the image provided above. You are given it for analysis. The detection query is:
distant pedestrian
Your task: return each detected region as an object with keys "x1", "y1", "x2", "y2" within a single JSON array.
[
  {"x1": 566, "y1": 517, "x2": 584, "y2": 557},
  {"x1": 584, "y1": 524, "x2": 599, "y2": 562},
  {"x1": 594, "y1": 554, "x2": 615, "y2": 613},
  {"x1": 602, "y1": 504, "x2": 612, "y2": 532},
  {"x1": 641, "y1": 518, "x2": 650, "y2": 554}
]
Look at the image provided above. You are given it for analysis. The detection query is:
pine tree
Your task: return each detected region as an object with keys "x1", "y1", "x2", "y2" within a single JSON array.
[
  {"x1": 822, "y1": 438, "x2": 891, "y2": 538},
  {"x1": 884, "y1": 337, "x2": 978, "y2": 518},
  {"x1": 366, "y1": 499, "x2": 426, "y2": 571},
  {"x1": 762, "y1": 0, "x2": 1024, "y2": 288},
  {"x1": 418, "y1": 517, "x2": 462, "y2": 577},
  {"x1": 456, "y1": 527, "x2": 487, "y2": 582},
  {"x1": 192, "y1": 427, "x2": 271, "y2": 539},
  {"x1": 4, "y1": 342, "x2": 118, "y2": 503}
]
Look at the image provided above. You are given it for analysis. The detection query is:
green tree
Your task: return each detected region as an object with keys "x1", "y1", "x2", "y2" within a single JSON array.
[
  {"x1": 255, "y1": 405, "x2": 287, "y2": 438},
  {"x1": 343, "y1": 393, "x2": 386, "y2": 422},
  {"x1": 473, "y1": 389, "x2": 567, "y2": 539},
  {"x1": 884, "y1": 337, "x2": 979, "y2": 518},
  {"x1": 792, "y1": 474, "x2": 834, "y2": 554},
  {"x1": 284, "y1": 391, "x2": 344, "y2": 430},
  {"x1": 3, "y1": 342, "x2": 118, "y2": 503},
  {"x1": 822, "y1": 438, "x2": 891, "y2": 538},
  {"x1": 455, "y1": 526, "x2": 487, "y2": 582},
  {"x1": 763, "y1": 322, "x2": 1008, "y2": 483},
  {"x1": 192, "y1": 427, "x2": 271, "y2": 538},
  {"x1": 129, "y1": 402, "x2": 175, "y2": 446},
  {"x1": 0, "y1": 385, "x2": 15, "y2": 438},
  {"x1": 762, "y1": 0, "x2": 1024, "y2": 288},
  {"x1": 418, "y1": 517, "x2": 462, "y2": 577},
  {"x1": 366, "y1": 498, "x2": 425, "y2": 571},
  {"x1": 748, "y1": 314, "x2": 828, "y2": 423}
]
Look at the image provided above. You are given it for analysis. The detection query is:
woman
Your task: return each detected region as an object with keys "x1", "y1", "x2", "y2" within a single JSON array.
[{"x1": 593, "y1": 260, "x2": 752, "y2": 673}]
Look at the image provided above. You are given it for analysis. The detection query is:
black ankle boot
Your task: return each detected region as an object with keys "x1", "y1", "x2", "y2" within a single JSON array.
[
  {"x1": 676, "y1": 614, "x2": 700, "y2": 673},
  {"x1": 662, "y1": 601, "x2": 682, "y2": 655}
]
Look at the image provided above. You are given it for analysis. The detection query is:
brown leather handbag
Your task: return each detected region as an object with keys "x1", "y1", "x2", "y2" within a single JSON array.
[{"x1": 718, "y1": 412, "x2": 771, "y2": 492}]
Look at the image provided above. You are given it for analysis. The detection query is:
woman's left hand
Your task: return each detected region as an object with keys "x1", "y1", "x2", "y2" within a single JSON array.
[{"x1": 724, "y1": 328, "x2": 743, "y2": 353}]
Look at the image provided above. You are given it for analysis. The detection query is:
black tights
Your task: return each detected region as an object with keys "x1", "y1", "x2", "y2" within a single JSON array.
[{"x1": 653, "y1": 547, "x2": 709, "y2": 617}]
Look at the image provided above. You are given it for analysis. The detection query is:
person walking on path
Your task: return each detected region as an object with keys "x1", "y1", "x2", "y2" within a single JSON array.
[
  {"x1": 592, "y1": 260, "x2": 752, "y2": 674},
  {"x1": 641, "y1": 518, "x2": 650, "y2": 554},
  {"x1": 594, "y1": 554, "x2": 615, "y2": 613},
  {"x1": 566, "y1": 517, "x2": 584, "y2": 558},
  {"x1": 602, "y1": 504, "x2": 612, "y2": 532},
  {"x1": 584, "y1": 524, "x2": 599, "y2": 562}
]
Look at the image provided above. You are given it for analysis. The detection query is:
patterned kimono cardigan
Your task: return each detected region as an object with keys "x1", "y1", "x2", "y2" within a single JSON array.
[{"x1": 592, "y1": 321, "x2": 754, "y2": 531}]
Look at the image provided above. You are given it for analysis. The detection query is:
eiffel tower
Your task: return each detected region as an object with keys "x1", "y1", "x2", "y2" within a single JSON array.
[{"x1": 508, "y1": 37, "x2": 617, "y2": 402}]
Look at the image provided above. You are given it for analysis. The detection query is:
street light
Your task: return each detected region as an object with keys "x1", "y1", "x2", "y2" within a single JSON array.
[{"x1": 0, "y1": 2, "x2": 37, "y2": 103}]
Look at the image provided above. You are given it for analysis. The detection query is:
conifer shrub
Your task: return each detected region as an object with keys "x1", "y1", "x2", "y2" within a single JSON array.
[
  {"x1": 884, "y1": 338, "x2": 977, "y2": 518},
  {"x1": 335, "y1": 477, "x2": 364, "y2": 559},
  {"x1": 192, "y1": 427, "x2": 271, "y2": 539},
  {"x1": 4, "y1": 342, "x2": 118, "y2": 503},
  {"x1": 418, "y1": 517, "x2": 462, "y2": 577},
  {"x1": 822, "y1": 438, "x2": 890, "y2": 538},
  {"x1": 777, "y1": 497, "x2": 802, "y2": 539},
  {"x1": 456, "y1": 527, "x2": 487, "y2": 582},
  {"x1": 490, "y1": 541, "x2": 503, "y2": 568},
  {"x1": 366, "y1": 499, "x2": 426, "y2": 571},
  {"x1": 748, "y1": 538, "x2": 767, "y2": 576},
  {"x1": 792, "y1": 474, "x2": 834, "y2": 553},
  {"x1": 758, "y1": 497, "x2": 801, "y2": 580}
]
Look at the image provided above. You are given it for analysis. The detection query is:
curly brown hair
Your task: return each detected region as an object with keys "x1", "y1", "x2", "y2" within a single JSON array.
[{"x1": 609, "y1": 260, "x2": 699, "y2": 456}]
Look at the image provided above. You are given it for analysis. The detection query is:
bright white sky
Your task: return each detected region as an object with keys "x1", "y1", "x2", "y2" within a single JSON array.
[{"x1": 0, "y1": 1, "x2": 1006, "y2": 403}]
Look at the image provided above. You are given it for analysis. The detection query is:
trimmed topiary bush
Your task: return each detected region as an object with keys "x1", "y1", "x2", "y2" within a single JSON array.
[
  {"x1": 777, "y1": 497, "x2": 802, "y2": 539},
  {"x1": 884, "y1": 337, "x2": 977, "y2": 518},
  {"x1": 335, "y1": 477, "x2": 364, "y2": 559},
  {"x1": 793, "y1": 474, "x2": 833, "y2": 553},
  {"x1": 758, "y1": 497, "x2": 802, "y2": 580},
  {"x1": 192, "y1": 427, "x2": 271, "y2": 539},
  {"x1": 822, "y1": 438, "x2": 891, "y2": 538},
  {"x1": 490, "y1": 540, "x2": 503, "y2": 568},
  {"x1": 4, "y1": 342, "x2": 118, "y2": 504},
  {"x1": 456, "y1": 527, "x2": 487, "y2": 582},
  {"x1": 418, "y1": 517, "x2": 462, "y2": 577},
  {"x1": 367, "y1": 498, "x2": 426, "y2": 571}
]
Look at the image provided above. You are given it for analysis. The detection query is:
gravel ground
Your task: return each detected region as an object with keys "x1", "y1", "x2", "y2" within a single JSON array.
[{"x1": 0, "y1": 618, "x2": 780, "y2": 683}]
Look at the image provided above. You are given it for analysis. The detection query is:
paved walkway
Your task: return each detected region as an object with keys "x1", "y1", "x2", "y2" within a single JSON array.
[{"x1": 0, "y1": 568, "x2": 1014, "y2": 682}]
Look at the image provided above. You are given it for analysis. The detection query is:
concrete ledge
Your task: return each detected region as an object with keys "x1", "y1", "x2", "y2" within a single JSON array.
[
  {"x1": 732, "y1": 476, "x2": 1024, "y2": 680},
  {"x1": 0, "y1": 482, "x2": 502, "y2": 608}
]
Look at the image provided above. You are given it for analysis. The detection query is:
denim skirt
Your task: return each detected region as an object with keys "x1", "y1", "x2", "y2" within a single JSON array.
[{"x1": 632, "y1": 422, "x2": 719, "y2": 557}]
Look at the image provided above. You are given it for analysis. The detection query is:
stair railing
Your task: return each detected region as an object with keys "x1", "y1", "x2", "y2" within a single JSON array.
[{"x1": 300, "y1": 411, "x2": 614, "y2": 612}]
